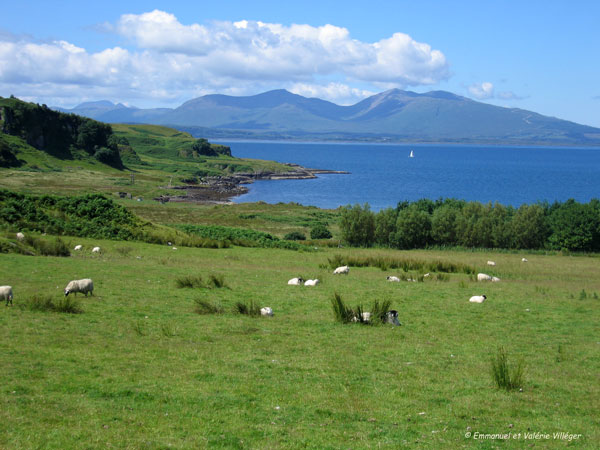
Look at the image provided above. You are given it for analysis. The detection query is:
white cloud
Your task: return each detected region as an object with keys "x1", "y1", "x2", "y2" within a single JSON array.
[
  {"x1": 0, "y1": 10, "x2": 450, "y2": 107},
  {"x1": 468, "y1": 82, "x2": 494, "y2": 100}
]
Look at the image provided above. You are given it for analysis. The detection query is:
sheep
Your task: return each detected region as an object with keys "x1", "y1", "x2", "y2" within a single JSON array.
[
  {"x1": 487, "y1": 261, "x2": 496, "y2": 266},
  {"x1": 287, "y1": 277, "x2": 304, "y2": 285},
  {"x1": 477, "y1": 273, "x2": 492, "y2": 281},
  {"x1": 386, "y1": 276, "x2": 400, "y2": 282},
  {"x1": 521, "y1": 258, "x2": 528, "y2": 262},
  {"x1": 469, "y1": 295, "x2": 487, "y2": 303},
  {"x1": 491, "y1": 276, "x2": 501, "y2": 282},
  {"x1": 16, "y1": 232, "x2": 25, "y2": 241},
  {"x1": 333, "y1": 265, "x2": 349, "y2": 275},
  {"x1": 1, "y1": 286, "x2": 13, "y2": 306},
  {"x1": 74, "y1": 245, "x2": 82, "y2": 251},
  {"x1": 304, "y1": 279, "x2": 320, "y2": 286},
  {"x1": 386, "y1": 310, "x2": 401, "y2": 326},
  {"x1": 260, "y1": 307, "x2": 273, "y2": 316},
  {"x1": 92, "y1": 247, "x2": 101, "y2": 253},
  {"x1": 64, "y1": 279, "x2": 93, "y2": 297},
  {"x1": 352, "y1": 311, "x2": 371, "y2": 323}
]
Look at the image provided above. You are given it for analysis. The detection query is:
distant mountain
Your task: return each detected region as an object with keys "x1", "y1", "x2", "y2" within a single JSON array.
[{"x1": 55, "y1": 89, "x2": 600, "y2": 145}]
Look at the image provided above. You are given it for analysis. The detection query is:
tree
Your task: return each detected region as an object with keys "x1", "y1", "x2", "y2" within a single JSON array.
[
  {"x1": 339, "y1": 204, "x2": 375, "y2": 247},
  {"x1": 548, "y1": 200, "x2": 600, "y2": 251},
  {"x1": 310, "y1": 223, "x2": 332, "y2": 239},
  {"x1": 374, "y1": 208, "x2": 397, "y2": 246},
  {"x1": 431, "y1": 204, "x2": 459, "y2": 246},
  {"x1": 510, "y1": 204, "x2": 548, "y2": 249},
  {"x1": 393, "y1": 204, "x2": 431, "y2": 249}
]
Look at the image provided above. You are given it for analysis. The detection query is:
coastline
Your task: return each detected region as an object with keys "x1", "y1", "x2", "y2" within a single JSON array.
[{"x1": 154, "y1": 163, "x2": 349, "y2": 204}]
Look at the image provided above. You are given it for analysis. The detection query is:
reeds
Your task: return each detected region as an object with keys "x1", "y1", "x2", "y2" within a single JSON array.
[{"x1": 491, "y1": 346, "x2": 525, "y2": 391}]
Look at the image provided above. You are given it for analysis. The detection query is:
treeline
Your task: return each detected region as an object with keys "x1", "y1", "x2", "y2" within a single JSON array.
[
  {"x1": 0, "y1": 96, "x2": 123, "y2": 168},
  {"x1": 340, "y1": 198, "x2": 600, "y2": 252}
]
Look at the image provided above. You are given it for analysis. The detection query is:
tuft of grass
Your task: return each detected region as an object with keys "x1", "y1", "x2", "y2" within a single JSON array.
[
  {"x1": 235, "y1": 300, "x2": 261, "y2": 316},
  {"x1": 207, "y1": 274, "x2": 227, "y2": 289},
  {"x1": 578, "y1": 289, "x2": 587, "y2": 300},
  {"x1": 22, "y1": 294, "x2": 82, "y2": 313},
  {"x1": 160, "y1": 322, "x2": 177, "y2": 337},
  {"x1": 194, "y1": 299, "x2": 224, "y2": 315},
  {"x1": 115, "y1": 246, "x2": 133, "y2": 256},
  {"x1": 132, "y1": 320, "x2": 148, "y2": 336},
  {"x1": 331, "y1": 292, "x2": 355, "y2": 324},
  {"x1": 491, "y1": 346, "x2": 525, "y2": 391},
  {"x1": 175, "y1": 275, "x2": 204, "y2": 289},
  {"x1": 370, "y1": 299, "x2": 392, "y2": 324},
  {"x1": 53, "y1": 296, "x2": 83, "y2": 314}
]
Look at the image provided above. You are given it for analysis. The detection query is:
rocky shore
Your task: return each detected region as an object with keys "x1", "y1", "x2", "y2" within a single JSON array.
[{"x1": 154, "y1": 163, "x2": 349, "y2": 204}]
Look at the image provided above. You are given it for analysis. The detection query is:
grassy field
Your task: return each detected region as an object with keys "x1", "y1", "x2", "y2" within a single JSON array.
[{"x1": 1, "y1": 235, "x2": 598, "y2": 448}]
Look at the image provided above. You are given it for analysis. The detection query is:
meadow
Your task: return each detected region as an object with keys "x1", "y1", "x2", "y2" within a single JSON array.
[{"x1": 1, "y1": 234, "x2": 598, "y2": 448}]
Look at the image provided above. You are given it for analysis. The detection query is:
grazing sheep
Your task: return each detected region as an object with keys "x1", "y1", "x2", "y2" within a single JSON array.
[
  {"x1": 521, "y1": 258, "x2": 528, "y2": 262},
  {"x1": 92, "y1": 247, "x2": 101, "y2": 253},
  {"x1": 287, "y1": 277, "x2": 304, "y2": 286},
  {"x1": 469, "y1": 295, "x2": 487, "y2": 303},
  {"x1": 64, "y1": 279, "x2": 94, "y2": 297},
  {"x1": 352, "y1": 312, "x2": 371, "y2": 323},
  {"x1": 16, "y1": 232, "x2": 25, "y2": 241},
  {"x1": 487, "y1": 261, "x2": 496, "y2": 266},
  {"x1": 423, "y1": 273, "x2": 430, "y2": 278},
  {"x1": 333, "y1": 265, "x2": 349, "y2": 275},
  {"x1": 491, "y1": 276, "x2": 501, "y2": 282},
  {"x1": 386, "y1": 310, "x2": 401, "y2": 326},
  {"x1": 74, "y1": 245, "x2": 82, "y2": 251},
  {"x1": 260, "y1": 307, "x2": 273, "y2": 316},
  {"x1": 304, "y1": 279, "x2": 320, "y2": 286},
  {"x1": 477, "y1": 273, "x2": 492, "y2": 281},
  {"x1": 1, "y1": 286, "x2": 13, "y2": 306},
  {"x1": 386, "y1": 276, "x2": 400, "y2": 282}
]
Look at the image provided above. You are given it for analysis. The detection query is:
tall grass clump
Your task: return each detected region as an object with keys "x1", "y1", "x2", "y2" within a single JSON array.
[
  {"x1": 24, "y1": 235, "x2": 71, "y2": 257},
  {"x1": 194, "y1": 299, "x2": 224, "y2": 315},
  {"x1": 491, "y1": 346, "x2": 525, "y2": 391},
  {"x1": 23, "y1": 294, "x2": 82, "y2": 313},
  {"x1": 207, "y1": 274, "x2": 227, "y2": 289},
  {"x1": 331, "y1": 293, "x2": 355, "y2": 324},
  {"x1": 235, "y1": 300, "x2": 261, "y2": 316},
  {"x1": 370, "y1": 299, "x2": 392, "y2": 324},
  {"x1": 175, "y1": 275, "x2": 204, "y2": 289}
]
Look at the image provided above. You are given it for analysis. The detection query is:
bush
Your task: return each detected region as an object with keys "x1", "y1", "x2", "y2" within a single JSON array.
[
  {"x1": 284, "y1": 231, "x2": 306, "y2": 241},
  {"x1": 310, "y1": 224, "x2": 332, "y2": 239},
  {"x1": 491, "y1": 347, "x2": 525, "y2": 391}
]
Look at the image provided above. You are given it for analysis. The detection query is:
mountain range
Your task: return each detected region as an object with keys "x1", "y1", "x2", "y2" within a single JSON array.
[{"x1": 54, "y1": 89, "x2": 600, "y2": 145}]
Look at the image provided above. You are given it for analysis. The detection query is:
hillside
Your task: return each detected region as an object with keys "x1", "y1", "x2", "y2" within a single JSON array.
[{"x1": 56, "y1": 89, "x2": 600, "y2": 145}]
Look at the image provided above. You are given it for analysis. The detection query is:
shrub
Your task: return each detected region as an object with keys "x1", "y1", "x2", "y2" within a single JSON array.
[
  {"x1": 491, "y1": 347, "x2": 525, "y2": 391},
  {"x1": 310, "y1": 224, "x2": 332, "y2": 240},
  {"x1": 284, "y1": 231, "x2": 306, "y2": 241}
]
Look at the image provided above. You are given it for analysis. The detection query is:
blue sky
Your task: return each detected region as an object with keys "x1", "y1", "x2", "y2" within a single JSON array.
[{"x1": 1, "y1": 0, "x2": 599, "y2": 127}]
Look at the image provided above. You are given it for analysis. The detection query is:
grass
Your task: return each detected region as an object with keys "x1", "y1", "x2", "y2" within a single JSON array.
[
  {"x1": 491, "y1": 346, "x2": 525, "y2": 391},
  {"x1": 1, "y1": 239, "x2": 599, "y2": 448},
  {"x1": 21, "y1": 293, "x2": 82, "y2": 314}
]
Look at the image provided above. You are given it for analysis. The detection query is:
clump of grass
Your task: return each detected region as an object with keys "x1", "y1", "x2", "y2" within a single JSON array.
[
  {"x1": 326, "y1": 254, "x2": 475, "y2": 274},
  {"x1": 194, "y1": 299, "x2": 224, "y2": 315},
  {"x1": 160, "y1": 322, "x2": 177, "y2": 337},
  {"x1": 331, "y1": 293, "x2": 355, "y2": 324},
  {"x1": 24, "y1": 236, "x2": 70, "y2": 257},
  {"x1": 235, "y1": 300, "x2": 261, "y2": 316},
  {"x1": 23, "y1": 294, "x2": 82, "y2": 313},
  {"x1": 115, "y1": 246, "x2": 133, "y2": 256},
  {"x1": 435, "y1": 273, "x2": 450, "y2": 282},
  {"x1": 458, "y1": 280, "x2": 468, "y2": 289},
  {"x1": 132, "y1": 320, "x2": 148, "y2": 336},
  {"x1": 175, "y1": 275, "x2": 204, "y2": 289},
  {"x1": 207, "y1": 274, "x2": 227, "y2": 289},
  {"x1": 578, "y1": 289, "x2": 587, "y2": 300},
  {"x1": 370, "y1": 299, "x2": 392, "y2": 324},
  {"x1": 491, "y1": 346, "x2": 525, "y2": 391}
]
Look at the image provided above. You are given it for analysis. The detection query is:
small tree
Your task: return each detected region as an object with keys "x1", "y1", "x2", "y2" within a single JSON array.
[
  {"x1": 339, "y1": 203, "x2": 375, "y2": 247},
  {"x1": 310, "y1": 223, "x2": 332, "y2": 239}
]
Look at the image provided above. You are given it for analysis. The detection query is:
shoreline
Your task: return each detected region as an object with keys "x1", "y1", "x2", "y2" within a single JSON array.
[{"x1": 153, "y1": 163, "x2": 349, "y2": 205}]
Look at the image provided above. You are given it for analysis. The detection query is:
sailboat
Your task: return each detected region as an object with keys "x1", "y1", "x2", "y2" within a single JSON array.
[{"x1": 409, "y1": 150, "x2": 414, "y2": 158}]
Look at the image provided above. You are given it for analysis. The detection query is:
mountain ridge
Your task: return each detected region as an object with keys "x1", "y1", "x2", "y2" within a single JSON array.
[{"x1": 53, "y1": 89, "x2": 600, "y2": 146}]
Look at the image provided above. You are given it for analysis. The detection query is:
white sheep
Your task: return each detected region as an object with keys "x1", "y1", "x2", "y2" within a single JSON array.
[
  {"x1": 521, "y1": 258, "x2": 528, "y2": 262},
  {"x1": 304, "y1": 279, "x2": 320, "y2": 286},
  {"x1": 333, "y1": 265, "x2": 349, "y2": 275},
  {"x1": 386, "y1": 276, "x2": 400, "y2": 282},
  {"x1": 469, "y1": 295, "x2": 487, "y2": 303},
  {"x1": 74, "y1": 245, "x2": 82, "y2": 251},
  {"x1": 1, "y1": 286, "x2": 13, "y2": 306},
  {"x1": 16, "y1": 232, "x2": 25, "y2": 241},
  {"x1": 92, "y1": 247, "x2": 101, "y2": 253},
  {"x1": 491, "y1": 276, "x2": 501, "y2": 282},
  {"x1": 287, "y1": 277, "x2": 304, "y2": 285},
  {"x1": 487, "y1": 261, "x2": 496, "y2": 266},
  {"x1": 477, "y1": 273, "x2": 492, "y2": 281},
  {"x1": 260, "y1": 307, "x2": 273, "y2": 316},
  {"x1": 64, "y1": 279, "x2": 94, "y2": 297}
]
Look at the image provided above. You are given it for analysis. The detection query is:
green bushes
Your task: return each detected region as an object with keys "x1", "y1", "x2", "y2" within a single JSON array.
[
  {"x1": 310, "y1": 223, "x2": 332, "y2": 239},
  {"x1": 284, "y1": 231, "x2": 306, "y2": 241},
  {"x1": 339, "y1": 198, "x2": 600, "y2": 252}
]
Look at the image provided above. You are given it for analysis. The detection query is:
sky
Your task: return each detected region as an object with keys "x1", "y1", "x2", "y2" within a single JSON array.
[{"x1": 1, "y1": 0, "x2": 599, "y2": 127}]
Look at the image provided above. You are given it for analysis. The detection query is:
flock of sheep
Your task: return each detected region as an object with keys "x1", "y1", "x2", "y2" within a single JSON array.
[{"x1": 2, "y1": 233, "x2": 98, "y2": 306}]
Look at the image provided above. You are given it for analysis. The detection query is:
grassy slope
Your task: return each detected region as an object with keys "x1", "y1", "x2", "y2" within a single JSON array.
[{"x1": 1, "y1": 238, "x2": 599, "y2": 448}]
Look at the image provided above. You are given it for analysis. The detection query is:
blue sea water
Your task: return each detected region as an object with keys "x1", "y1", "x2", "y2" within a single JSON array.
[{"x1": 220, "y1": 141, "x2": 600, "y2": 211}]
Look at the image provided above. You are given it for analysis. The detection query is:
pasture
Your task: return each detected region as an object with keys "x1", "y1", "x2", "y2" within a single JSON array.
[{"x1": 1, "y1": 238, "x2": 598, "y2": 448}]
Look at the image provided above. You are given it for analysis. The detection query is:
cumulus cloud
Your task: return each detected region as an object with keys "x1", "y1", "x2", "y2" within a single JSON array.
[
  {"x1": 468, "y1": 82, "x2": 494, "y2": 100},
  {"x1": 0, "y1": 10, "x2": 450, "y2": 106}
]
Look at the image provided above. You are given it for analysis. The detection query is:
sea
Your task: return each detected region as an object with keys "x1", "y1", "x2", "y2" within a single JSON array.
[{"x1": 219, "y1": 141, "x2": 600, "y2": 211}]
